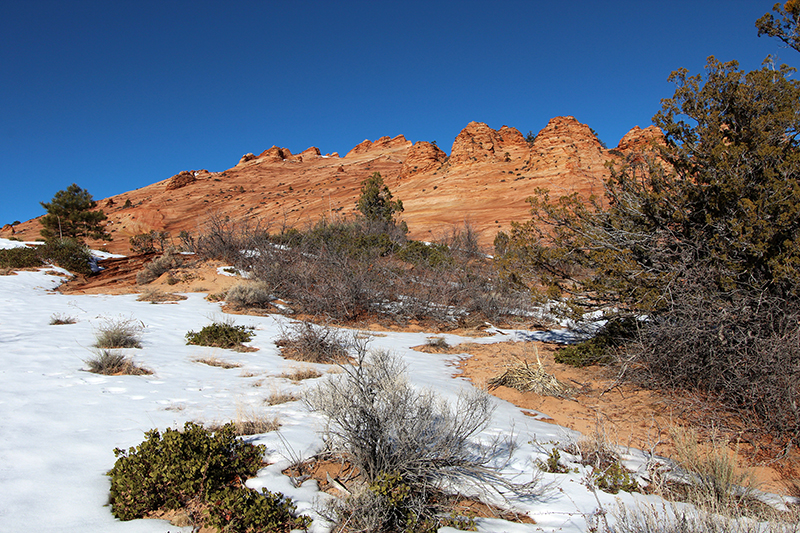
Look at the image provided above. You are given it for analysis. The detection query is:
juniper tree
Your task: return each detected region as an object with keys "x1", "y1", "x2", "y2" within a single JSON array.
[{"x1": 40, "y1": 184, "x2": 110, "y2": 241}]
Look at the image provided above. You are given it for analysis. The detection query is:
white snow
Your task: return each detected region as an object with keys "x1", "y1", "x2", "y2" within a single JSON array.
[{"x1": 0, "y1": 238, "x2": 697, "y2": 532}]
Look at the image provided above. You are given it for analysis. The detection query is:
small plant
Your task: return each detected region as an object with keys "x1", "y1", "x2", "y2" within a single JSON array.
[
  {"x1": 537, "y1": 447, "x2": 572, "y2": 474},
  {"x1": 280, "y1": 366, "x2": 323, "y2": 382},
  {"x1": 107, "y1": 422, "x2": 308, "y2": 531},
  {"x1": 193, "y1": 356, "x2": 242, "y2": 369},
  {"x1": 129, "y1": 230, "x2": 170, "y2": 254},
  {"x1": 275, "y1": 321, "x2": 349, "y2": 363},
  {"x1": 136, "y1": 288, "x2": 187, "y2": 303},
  {"x1": 264, "y1": 389, "x2": 301, "y2": 406},
  {"x1": 49, "y1": 312, "x2": 77, "y2": 325},
  {"x1": 136, "y1": 248, "x2": 183, "y2": 284},
  {"x1": 425, "y1": 336, "x2": 449, "y2": 349},
  {"x1": 591, "y1": 459, "x2": 640, "y2": 494},
  {"x1": 94, "y1": 317, "x2": 143, "y2": 349},
  {"x1": 37, "y1": 238, "x2": 95, "y2": 276},
  {"x1": 0, "y1": 246, "x2": 43, "y2": 269},
  {"x1": 554, "y1": 318, "x2": 636, "y2": 367},
  {"x1": 185, "y1": 320, "x2": 255, "y2": 350},
  {"x1": 225, "y1": 281, "x2": 275, "y2": 309},
  {"x1": 85, "y1": 350, "x2": 152, "y2": 376}
]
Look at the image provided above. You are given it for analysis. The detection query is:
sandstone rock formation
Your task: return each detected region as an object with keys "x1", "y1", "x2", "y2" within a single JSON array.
[{"x1": 11, "y1": 118, "x2": 663, "y2": 254}]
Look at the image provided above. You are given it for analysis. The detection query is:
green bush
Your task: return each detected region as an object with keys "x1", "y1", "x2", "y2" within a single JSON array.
[
  {"x1": 107, "y1": 422, "x2": 306, "y2": 531},
  {"x1": 38, "y1": 239, "x2": 94, "y2": 275},
  {"x1": 554, "y1": 317, "x2": 636, "y2": 367},
  {"x1": 397, "y1": 240, "x2": 453, "y2": 268},
  {"x1": 205, "y1": 487, "x2": 310, "y2": 533},
  {"x1": 186, "y1": 321, "x2": 255, "y2": 349},
  {"x1": 0, "y1": 247, "x2": 43, "y2": 269},
  {"x1": 592, "y1": 460, "x2": 640, "y2": 494}
]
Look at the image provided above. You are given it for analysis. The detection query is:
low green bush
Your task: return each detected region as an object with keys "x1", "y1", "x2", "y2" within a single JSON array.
[
  {"x1": 397, "y1": 240, "x2": 453, "y2": 268},
  {"x1": 554, "y1": 317, "x2": 637, "y2": 367},
  {"x1": 107, "y1": 422, "x2": 308, "y2": 531},
  {"x1": 38, "y1": 238, "x2": 94, "y2": 276},
  {"x1": 186, "y1": 321, "x2": 255, "y2": 349},
  {"x1": 0, "y1": 247, "x2": 43, "y2": 269}
]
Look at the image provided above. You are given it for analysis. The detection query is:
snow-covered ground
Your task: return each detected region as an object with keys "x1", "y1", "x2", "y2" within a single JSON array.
[{"x1": 0, "y1": 238, "x2": 669, "y2": 532}]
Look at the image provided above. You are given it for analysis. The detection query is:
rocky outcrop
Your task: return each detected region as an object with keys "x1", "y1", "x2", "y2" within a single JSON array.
[
  {"x1": 529, "y1": 116, "x2": 607, "y2": 174},
  {"x1": 448, "y1": 122, "x2": 530, "y2": 167},
  {"x1": 298, "y1": 147, "x2": 321, "y2": 161},
  {"x1": 165, "y1": 170, "x2": 198, "y2": 191},
  {"x1": 345, "y1": 135, "x2": 411, "y2": 158},
  {"x1": 258, "y1": 146, "x2": 293, "y2": 162},
  {"x1": 399, "y1": 141, "x2": 448, "y2": 178},
  {"x1": 615, "y1": 125, "x2": 664, "y2": 152}
]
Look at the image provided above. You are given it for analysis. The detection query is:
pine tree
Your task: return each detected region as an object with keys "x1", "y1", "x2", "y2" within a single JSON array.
[{"x1": 40, "y1": 184, "x2": 110, "y2": 241}]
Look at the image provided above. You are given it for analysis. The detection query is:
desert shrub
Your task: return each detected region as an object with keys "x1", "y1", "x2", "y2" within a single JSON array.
[
  {"x1": 188, "y1": 212, "x2": 271, "y2": 262},
  {"x1": 306, "y1": 341, "x2": 533, "y2": 531},
  {"x1": 554, "y1": 317, "x2": 636, "y2": 367},
  {"x1": 600, "y1": 500, "x2": 800, "y2": 533},
  {"x1": 279, "y1": 366, "x2": 323, "y2": 381},
  {"x1": 136, "y1": 288, "x2": 187, "y2": 303},
  {"x1": 205, "y1": 486, "x2": 309, "y2": 533},
  {"x1": 591, "y1": 460, "x2": 640, "y2": 494},
  {"x1": 185, "y1": 320, "x2": 254, "y2": 349},
  {"x1": 536, "y1": 447, "x2": 572, "y2": 474},
  {"x1": 275, "y1": 320, "x2": 348, "y2": 363},
  {"x1": 193, "y1": 356, "x2": 242, "y2": 369},
  {"x1": 49, "y1": 312, "x2": 77, "y2": 325},
  {"x1": 129, "y1": 230, "x2": 170, "y2": 254},
  {"x1": 665, "y1": 427, "x2": 759, "y2": 513},
  {"x1": 425, "y1": 336, "x2": 449, "y2": 349},
  {"x1": 37, "y1": 238, "x2": 94, "y2": 275},
  {"x1": 225, "y1": 281, "x2": 275, "y2": 309},
  {"x1": 94, "y1": 317, "x2": 143, "y2": 349},
  {"x1": 85, "y1": 350, "x2": 151, "y2": 375},
  {"x1": 397, "y1": 240, "x2": 453, "y2": 268},
  {"x1": 264, "y1": 389, "x2": 300, "y2": 405},
  {"x1": 107, "y1": 422, "x2": 308, "y2": 531},
  {"x1": 135, "y1": 248, "x2": 183, "y2": 284},
  {"x1": 0, "y1": 246, "x2": 43, "y2": 269}
]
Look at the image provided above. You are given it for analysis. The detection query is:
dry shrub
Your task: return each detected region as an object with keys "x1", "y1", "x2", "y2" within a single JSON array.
[
  {"x1": 275, "y1": 321, "x2": 349, "y2": 363},
  {"x1": 193, "y1": 357, "x2": 241, "y2": 369},
  {"x1": 136, "y1": 248, "x2": 183, "y2": 285},
  {"x1": 94, "y1": 316, "x2": 143, "y2": 349},
  {"x1": 49, "y1": 312, "x2": 77, "y2": 325},
  {"x1": 85, "y1": 350, "x2": 152, "y2": 376},
  {"x1": 279, "y1": 366, "x2": 322, "y2": 382},
  {"x1": 264, "y1": 389, "x2": 300, "y2": 406},
  {"x1": 136, "y1": 288, "x2": 188, "y2": 303},
  {"x1": 207, "y1": 406, "x2": 280, "y2": 436},
  {"x1": 225, "y1": 281, "x2": 275, "y2": 309},
  {"x1": 489, "y1": 356, "x2": 574, "y2": 399},
  {"x1": 665, "y1": 427, "x2": 760, "y2": 513},
  {"x1": 600, "y1": 500, "x2": 800, "y2": 533},
  {"x1": 305, "y1": 341, "x2": 537, "y2": 531}
]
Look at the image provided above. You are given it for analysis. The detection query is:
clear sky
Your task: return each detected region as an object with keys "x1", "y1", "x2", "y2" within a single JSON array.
[{"x1": 0, "y1": 1, "x2": 791, "y2": 226}]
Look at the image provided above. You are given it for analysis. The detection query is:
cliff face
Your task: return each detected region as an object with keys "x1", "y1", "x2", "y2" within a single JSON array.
[{"x1": 9, "y1": 118, "x2": 663, "y2": 253}]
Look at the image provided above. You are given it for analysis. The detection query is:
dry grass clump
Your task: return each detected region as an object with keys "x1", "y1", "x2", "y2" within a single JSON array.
[
  {"x1": 49, "y1": 312, "x2": 77, "y2": 325},
  {"x1": 275, "y1": 321, "x2": 349, "y2": 363},
  {"x1": 193, "y1": 357, "x2": 242, "y2": 369},
  {"x1": 264, "y1": 389, "x2": 301, "y2": 406},
  {"x1": 85, "y1": 350, "x2": 152, "y2": 376},
  {"x1": 207, "y1": 407, "x2": 281, "y2": 436},
  {"x1": 136, "y1": 288, "x2": 188, "y2": 303},
  {"x1": 489, "y1": 357, "x2": 574, "y2": 399},
  {"x1": 279, "y1": 366, "x2": 323, "y2": 382},
  {"x1": 661, "y1": 427, "x2": 763, "y2": 515},
  {"x1": 94, "y1": 317, "x2": 143, "y2": 349},
  {"x1": 425, "y1": 336, "x2": 450, "y2": 349}
]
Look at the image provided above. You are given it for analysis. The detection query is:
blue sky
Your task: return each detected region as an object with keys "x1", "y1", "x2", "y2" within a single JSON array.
[{"x1": 0, "y1": 1, "x2": 790, "y2": 226}]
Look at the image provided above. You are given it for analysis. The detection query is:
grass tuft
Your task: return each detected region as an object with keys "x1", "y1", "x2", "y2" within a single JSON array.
[
  {"x1": 94, "y1": 317, "x2": 143, "y2": 349},
  {"x1": 85, "y1": 350, "x2": 152, "y2": 376}
]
